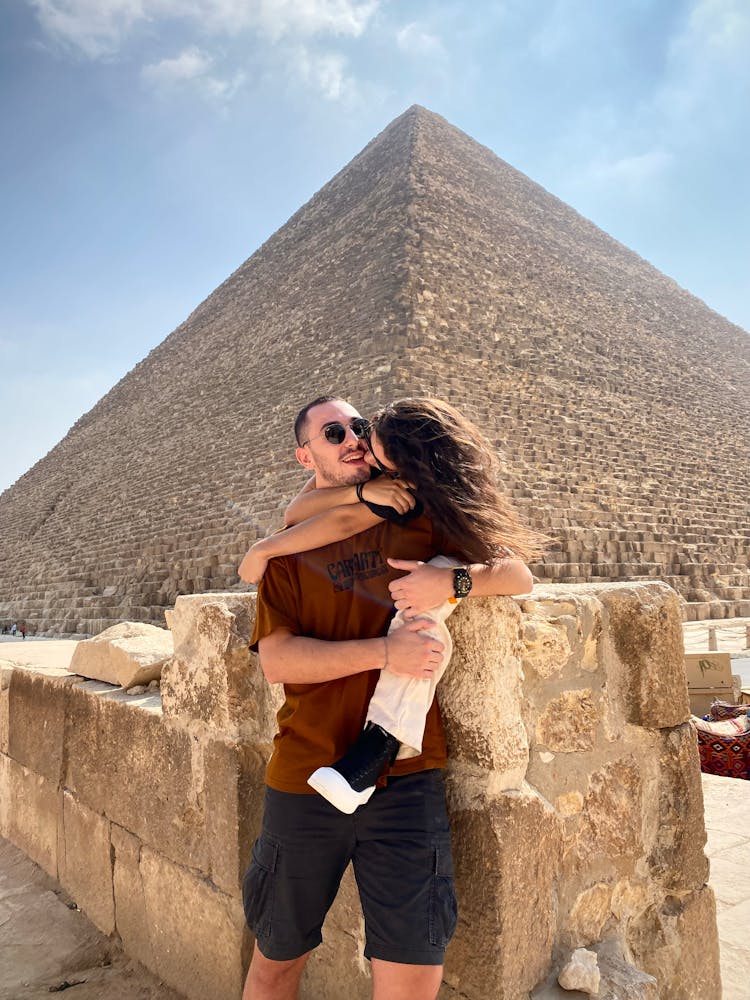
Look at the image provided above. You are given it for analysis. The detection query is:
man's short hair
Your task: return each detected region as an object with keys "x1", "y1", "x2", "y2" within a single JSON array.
[{"x1": 294, "y1": 395, "x2": 343, "y2": 446}]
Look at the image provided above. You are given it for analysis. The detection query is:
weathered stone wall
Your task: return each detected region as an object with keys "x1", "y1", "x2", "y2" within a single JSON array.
[
  {"x1": 0, "y1": 581, "x2": 721, "y2": 999},
  {"x1": 1, "y1": 107, "x2": 748, "y2": 635}
]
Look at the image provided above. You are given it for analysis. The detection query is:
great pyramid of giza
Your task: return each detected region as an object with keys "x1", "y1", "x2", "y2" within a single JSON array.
[{"x1": 1, "y1": 106, "x2": 749, "y2": 635}]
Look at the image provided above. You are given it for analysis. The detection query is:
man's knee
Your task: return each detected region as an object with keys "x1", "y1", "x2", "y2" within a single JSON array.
[
  {"x1": 371, "y1": 959, "x2": 443, "y2": 1000},
  {"x1": 243, "y1": 945, "x2": 309, "y2": 999}
]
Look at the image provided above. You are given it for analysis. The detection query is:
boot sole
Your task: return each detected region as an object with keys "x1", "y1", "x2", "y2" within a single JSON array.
[{"x1": 308, "y1": 767, "x2": 376, "y2": 814}]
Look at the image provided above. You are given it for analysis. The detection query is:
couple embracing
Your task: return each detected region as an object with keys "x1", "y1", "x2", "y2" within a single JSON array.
[{"x1": 239, "y1": 394, "x2": 544, "y2": 1000}]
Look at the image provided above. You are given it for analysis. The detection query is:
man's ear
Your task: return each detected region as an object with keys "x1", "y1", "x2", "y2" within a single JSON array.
[{"x1": 296, "y1": 446, "x2": 314, "y2": 471}]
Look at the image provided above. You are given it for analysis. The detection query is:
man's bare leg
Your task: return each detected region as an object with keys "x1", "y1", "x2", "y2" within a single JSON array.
[
  {"x1": 242, "y1": 944, "x2": 310, "y2": 1000},
  {"x1": 371, "y1": 959, "x2": 443, "y2": 1000}
]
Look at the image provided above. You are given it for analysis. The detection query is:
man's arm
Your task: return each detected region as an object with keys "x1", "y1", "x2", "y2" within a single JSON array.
[
  {"x1": 386, "y1": 557, "x2": 533, "y2": 616},
  {"x1": 258, "y1": 621, "x2": 446, "y2": 685}
]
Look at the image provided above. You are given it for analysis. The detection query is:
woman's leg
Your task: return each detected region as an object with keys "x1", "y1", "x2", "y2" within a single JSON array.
[{"x1": 366, "y1": 555, "x2": 461, "y2": 757}]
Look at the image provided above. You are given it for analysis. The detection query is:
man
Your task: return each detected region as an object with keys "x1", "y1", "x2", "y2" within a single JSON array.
[{"x1": 242, "y1": 395, "x2": 532, "y2": 1000}]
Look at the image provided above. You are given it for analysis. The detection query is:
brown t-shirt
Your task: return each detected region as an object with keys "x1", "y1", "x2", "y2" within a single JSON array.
[{"x1": 250, "y1": 513, "x2": 453, "y2": 793}]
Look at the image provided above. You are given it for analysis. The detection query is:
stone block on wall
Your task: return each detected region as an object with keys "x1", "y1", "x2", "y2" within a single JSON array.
[
  {"x1": 203, "y1": 736, "x2": 269, "y2": 896},
  {"x1": 627, "y1": 886, "x2": 720, "y2": 1000},
  {"x1": 139, "y1": 845, "x2": 250, "y2": 1000},
  {"x1": 0, "y1": 753, "x2": 60, "y2": 876},
  {"x1": 58, "y1": 790, "x2": 115, "y2": 935},
  {"x1": 163, "y1": 592, "x2": 283, "y2": 742},
  {"x1": 69, "y1": 621, "x2": 173, "y2": 687},
  {"x1": 0, "y1": 662, "x2": 11, "y2": 755},
  {"x1": 7, "y1": 663, "x2": 81, "y2": 783},
  {"x1": 444, "y1": 782, "x2": 563, "y2": 1000},
  {"x1": 440, "y1": 597, "x2": 528, "y2": 788},
  {"x1": 63, "y1": 682, "x2": 207, "y2": 872},
  {"x1": 644, "y1": 724, "x2": 710, "y2": 892},
  {"x1": 112, "y1": 823, "x2": 155, "y2": 970},
  {"x1": 597, "y1": 582, "x2": 689, "y2": 729}
]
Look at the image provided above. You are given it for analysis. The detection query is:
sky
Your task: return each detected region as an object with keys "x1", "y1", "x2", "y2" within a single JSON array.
[{"x1": 1, "y1": 0, "x2": 748, "y2": 496}]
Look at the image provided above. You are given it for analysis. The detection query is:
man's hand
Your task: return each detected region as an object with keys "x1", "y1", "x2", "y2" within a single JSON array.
[
  {"x1": 361, "y1": 478, "x2": 416, "y2": 515},
  {"x1": 387, "y1": 559, "x2": 453, "y2": 616},
  {"x1": 385, "y1": 618, "x2": 445, "y2": 679}
]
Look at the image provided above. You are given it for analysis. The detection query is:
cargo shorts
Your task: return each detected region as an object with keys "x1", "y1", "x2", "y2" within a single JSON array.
[{"x1": 242, "y1": 769, "x2": 457, "y2": 966}]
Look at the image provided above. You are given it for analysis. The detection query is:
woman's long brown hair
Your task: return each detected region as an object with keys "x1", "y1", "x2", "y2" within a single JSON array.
[{"x1": 371, "y1": 397, "x2": 548, "y2": 565}]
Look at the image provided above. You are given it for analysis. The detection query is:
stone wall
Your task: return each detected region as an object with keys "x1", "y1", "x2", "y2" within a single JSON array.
[
  {"x1": 0, "y1": 581, "x2": 720, "y2": 999},
  {"x1": 1, "y1": 107, "x2": 748, "y2": 635}
]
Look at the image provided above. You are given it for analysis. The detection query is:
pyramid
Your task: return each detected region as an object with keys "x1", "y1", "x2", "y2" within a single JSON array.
[{"x1": 1, "y1": 106, "x2": 749, "y2": 635}]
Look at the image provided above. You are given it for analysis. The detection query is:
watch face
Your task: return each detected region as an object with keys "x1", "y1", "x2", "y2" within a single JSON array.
[{"x1": 453, "y1": 568, "x2": 473, "y2": 598}]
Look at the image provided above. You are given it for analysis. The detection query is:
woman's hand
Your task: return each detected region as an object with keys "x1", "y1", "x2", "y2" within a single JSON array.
[
  {"x1": 361, "y1": 477, "x2": 416, "y2": 515},
  {"x1": 238, "y1": 541, "x2": 270, "y2": 584},
  {"x1": 387, "y1": 559, "x2": 453, "y2": 615}
]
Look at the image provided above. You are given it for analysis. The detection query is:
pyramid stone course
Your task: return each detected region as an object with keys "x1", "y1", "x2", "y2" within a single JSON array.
[{"x1": 0, "y1": 106, "x2": 748, "y2": 634}]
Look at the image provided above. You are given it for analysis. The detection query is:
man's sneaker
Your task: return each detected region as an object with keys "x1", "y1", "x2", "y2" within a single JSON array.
[{"x1": 308, "y1": 722, "x2": 400, "y2": 814}]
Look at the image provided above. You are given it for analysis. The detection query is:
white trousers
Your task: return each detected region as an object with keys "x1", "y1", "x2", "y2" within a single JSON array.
[{"x1": 365, "y1": 555, "x2": 461, "y2": 759}]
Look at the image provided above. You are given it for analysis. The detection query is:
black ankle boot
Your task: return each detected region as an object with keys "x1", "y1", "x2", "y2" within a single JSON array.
[{"x1": 308, "y1": 723, "x2": 401, "y2": 814}]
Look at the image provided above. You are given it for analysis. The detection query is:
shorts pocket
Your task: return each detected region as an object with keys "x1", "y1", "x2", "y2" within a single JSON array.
[
  {"x1": 243, "y1": 834, "x2": 279, "y2": 940},
  {"x1": 428, "y1": 839, "x2": 457, "y2": 948}
]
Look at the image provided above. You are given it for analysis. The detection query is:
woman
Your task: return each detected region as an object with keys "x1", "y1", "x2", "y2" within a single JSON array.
[{"x1": 239, "y1": 397, "x2": 546, "y2": 812}]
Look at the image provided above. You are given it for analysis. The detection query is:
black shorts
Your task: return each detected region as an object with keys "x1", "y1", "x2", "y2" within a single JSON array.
[{"x1": 243, "y1": 769, "x2": 457, "y2": 966}]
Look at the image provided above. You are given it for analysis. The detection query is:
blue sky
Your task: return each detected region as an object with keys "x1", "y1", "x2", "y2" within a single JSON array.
[{"x1": 1, "y1": 0, "x2": 748, "y2": 495}]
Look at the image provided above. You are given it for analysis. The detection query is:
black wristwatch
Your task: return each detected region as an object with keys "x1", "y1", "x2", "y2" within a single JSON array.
[{"x1": 452, "y1": 567, "x2": 473, "y2": 599}]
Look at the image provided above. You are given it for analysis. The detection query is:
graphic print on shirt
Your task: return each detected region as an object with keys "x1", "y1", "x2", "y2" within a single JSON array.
[{"x1": 327, "y1": 547, "x2": 388, "y2": 592}]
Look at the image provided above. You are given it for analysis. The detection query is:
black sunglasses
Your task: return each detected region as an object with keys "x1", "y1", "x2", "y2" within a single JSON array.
[{"x1": 302, "y1": 417, "x2": 370, "y2": 447}]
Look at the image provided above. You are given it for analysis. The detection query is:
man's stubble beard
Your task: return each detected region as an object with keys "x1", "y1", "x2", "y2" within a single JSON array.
[{"x1": 316, "y1": 460, "x2": 371, "y2": 490}]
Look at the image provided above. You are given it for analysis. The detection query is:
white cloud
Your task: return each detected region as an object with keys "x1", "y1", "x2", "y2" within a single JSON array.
[
  {"x1": 295, "y1": 46, "x2": 357, "y2": 103},
  {"x1": 27, "y1": 0, "x2": 379, "y2": 57},
  {"x1": 677, "y1": 0, "x2": 750, "y2": 63},
  {"x1": 142, "y1": 45, "x2": 213, "y2": 84},
  {"x1": 141, "y1": 44, "x2": 246, "y2": 101},
  {"x1": 585, "y1": 149, "x2": 673, "y2": 189},
  {"x1": 29, "y1": 0, "x2": 146, "y2": 58},
  {"x1": 396, "y1": 21, "x2": 446, "y2": 58}
]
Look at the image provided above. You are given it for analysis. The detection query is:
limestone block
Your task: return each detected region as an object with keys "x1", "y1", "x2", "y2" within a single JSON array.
[
  {"x1": 58, "y1": 791, "x2": 115, "y2": 934},
  {"x1": 566, "y1": 883, "x2": 613, "y2": 949},
  {"x1": 519, "y1": 594, "x2": 602, "y2": 680},
  {"x1": 597, "y1": 582, "x2": 688, "y2": 729},
  {"x1": 203, "y1": 736, "x2": 269, "y2": 895},
  {"x1": 112, "y1": 823, "x2": 156, "y2": 970},
  {"x1": 1, "y1": 754, "x2": 59, "y2": 875},
  {"x1": 162, "y1": 592, "x2": 283, "y2": 741},
  {"x1": 628, "y1": 887, "x2": 720, "y2": 1000},
  {"x1": 7, "y1": 663, "x2": 80, "y2": 783},
  {"x1": 522, "y1": 616, "x2": 571, "y2": 679},
  {"x1": 536, "y1": 689, "x2": 598, "y2": 753},
  {"x1": 445, "y1": 781, "x2": 563, "y2": 999},
  {"x1": 645, "y1": 724, "x2": 709, "y2": 892},
  {"x1": 558, "y1": 948, "x2": 600, "y2": 995},
  {"x1": 139, "y1": 844, "x2": 250, "y2": 1000},
  {"x1": 593, "y1": 940, "x2": 658, "y2": 1000},
  {"x1": 64, "y1": 682, "x2": 207, "y2": 871},
  {"x1": 0, "y1": 752, "x2": 10, "y2": 837},
  {"x1": 574, "y1": 758, "x2": 642, "y2": 867},
  {"x1": 440, "y1": 597, "x2": 528, "y2": 787},
  {"x1": 0, "y1": 662, "x2": 11, "y2": 754},
  {"x1": 69, "y1": 621, "x2": 173, "y2": 688}
]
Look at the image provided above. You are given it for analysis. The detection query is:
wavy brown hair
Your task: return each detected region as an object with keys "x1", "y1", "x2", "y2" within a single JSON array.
[{"x1": 371, "y1": 397, "x2": 548, "y2": 565}]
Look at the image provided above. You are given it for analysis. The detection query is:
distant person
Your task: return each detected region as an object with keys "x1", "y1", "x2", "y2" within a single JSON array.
[
  {"x1": 10, "y1": 623, "x2": 17, "y2": 637},
  {"x1": 20, "y1": 623, "x2": 27, "y2": 640}
]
